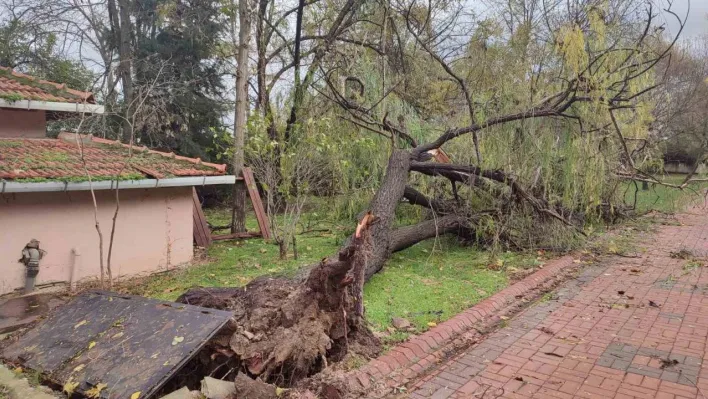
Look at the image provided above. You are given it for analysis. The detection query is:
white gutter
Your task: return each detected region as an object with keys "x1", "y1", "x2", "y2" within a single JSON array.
[
  {"x1": 0, "y1": 175, "x2": 236, "y2": 193},
  {"x1": 0, "y1": 98, "x2": 105, "y2": 114}
]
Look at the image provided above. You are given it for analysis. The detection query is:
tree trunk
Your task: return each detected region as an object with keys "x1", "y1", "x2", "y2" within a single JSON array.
[
  {"x1": 230, "y1": 0, "x2": 252, "y2": 233},
  {"x1": 255, "y1": 0, "x2": 269, "y2": 114},
  {"x1": 109, "y1": 0, "x2": 134, "y2": 143},
  {"x1": 178, "y1": 150, "x2": 411, "y2": 385}
]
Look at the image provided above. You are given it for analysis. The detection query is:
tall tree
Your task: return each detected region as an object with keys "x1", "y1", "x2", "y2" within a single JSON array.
[
  {"x1": 107, "y1": 0, "x2": 135, "y2": 141},
  {"x1": 230, "y1": 0, "x2": 254, "y2": 233}
]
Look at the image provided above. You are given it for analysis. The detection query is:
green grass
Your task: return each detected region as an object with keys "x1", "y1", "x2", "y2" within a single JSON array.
[
  {"x1": 125, "y1": 176, "x2": 705, "y2": 345},
  {"x1": 129, "y1": 230, "x2": 341, "y2": 300},
  {"x1": 127, "y1": 208, "x2": 548, "y2": 344},
  {"x1": 621, "y1": 174, "x2": 708, "y2": 213},
  {"x1": 365, "y1": 241, "x2": 528, "y2": 340}
]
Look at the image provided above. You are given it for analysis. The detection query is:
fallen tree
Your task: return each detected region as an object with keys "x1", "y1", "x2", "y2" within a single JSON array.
[{"x1": 176, "y1": 1, "x2": 691, "y2": 394}]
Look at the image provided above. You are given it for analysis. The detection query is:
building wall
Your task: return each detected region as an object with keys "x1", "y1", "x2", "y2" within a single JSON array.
[
  {"x1": 0, "y1": 187, "x2": 193, "y2": 295},
  {"x1": 0, "y1": 108, "x2": 46, "y2": 138}
]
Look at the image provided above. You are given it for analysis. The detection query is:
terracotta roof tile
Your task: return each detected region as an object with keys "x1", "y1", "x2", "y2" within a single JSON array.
[
  {"x1": 0, "y1": 133, "x2": 227, "y2": 182},
  {"x1": 0, "y1": 67, "x2": 94, "y2": 104}
]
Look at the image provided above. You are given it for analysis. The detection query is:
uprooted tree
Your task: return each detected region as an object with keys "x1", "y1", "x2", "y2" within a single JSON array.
[{"x1": 178, "y1": 0, "x2": 693, "y2": 392}]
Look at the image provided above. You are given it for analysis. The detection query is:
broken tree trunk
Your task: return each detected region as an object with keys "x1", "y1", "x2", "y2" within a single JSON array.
[
  {"x1": 177, "y1": 151, "x2": 410, "y2": 386},
  {"x1": 177, "y1": 148, "x2": 586, "y2": 389}
]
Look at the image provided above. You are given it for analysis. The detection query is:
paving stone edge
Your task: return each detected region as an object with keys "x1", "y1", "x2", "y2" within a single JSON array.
[{"x1": 348, "y1": 255, "x2": 578, "y2": 395}]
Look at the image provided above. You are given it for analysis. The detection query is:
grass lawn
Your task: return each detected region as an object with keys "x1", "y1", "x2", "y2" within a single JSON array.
[
  {"x1": 621, "y1": 174, "x2": 708, "y2": 213},
  {"x1": 126, "y1": 208, "x2": 548, "y2": 343},
  {"x1": 124, "y1": 176, "x2": 706, "y2": 344}
]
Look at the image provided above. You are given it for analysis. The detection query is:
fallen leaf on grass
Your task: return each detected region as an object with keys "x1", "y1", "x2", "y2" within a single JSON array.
[{"x1": 427, "y1": 322, "x2": 437, "y2": 327}]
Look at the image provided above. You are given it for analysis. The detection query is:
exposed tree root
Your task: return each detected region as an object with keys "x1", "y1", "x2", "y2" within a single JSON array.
[
  {"x1": 178, "y1": 249, "x2": 381, "y2": 387},
  {"x1": 176, "y1": 151, "x2": 413, "y2": 388}
]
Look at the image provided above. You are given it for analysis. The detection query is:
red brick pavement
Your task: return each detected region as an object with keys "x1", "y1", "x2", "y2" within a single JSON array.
[
  {"x1": 352, "y1": 249, "x2": 581, "y2": 394},
  {"x1": 404, "y1": 206, "x2": 708, "y2": 399}
]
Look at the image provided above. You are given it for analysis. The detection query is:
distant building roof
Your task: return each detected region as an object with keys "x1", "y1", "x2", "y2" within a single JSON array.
[
  {"x1": 0, "y1": 132, "x2": 227, "y2": 182},
  {"x1": 0, "y1": 67, "x2": 95, "y2": 104}
]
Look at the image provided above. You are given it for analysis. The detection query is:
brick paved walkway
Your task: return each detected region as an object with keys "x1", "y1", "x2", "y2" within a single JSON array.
[{"x1": 407, "y1": 206, "x2": 708, "y2": 399}]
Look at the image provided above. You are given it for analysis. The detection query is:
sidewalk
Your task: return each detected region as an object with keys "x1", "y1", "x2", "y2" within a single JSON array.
[{"x1": 406, "y1": 206, "x2": 708, "y2": 399}]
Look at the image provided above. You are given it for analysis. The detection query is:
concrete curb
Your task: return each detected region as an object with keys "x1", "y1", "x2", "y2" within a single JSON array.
[
  {"x1": 0, "y1": 365, "x2": 59, "y2": 399},
  {"x1": 348, "y1": 255, "x2": 577, "y2": 393}
]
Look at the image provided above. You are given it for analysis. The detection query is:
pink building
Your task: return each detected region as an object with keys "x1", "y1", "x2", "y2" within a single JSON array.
[{"x1": 0, "y1": 68, "x2": 234, "y2": 295}]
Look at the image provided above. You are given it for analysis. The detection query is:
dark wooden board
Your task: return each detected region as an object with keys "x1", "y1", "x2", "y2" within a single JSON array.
[
  {"x1": 2, "y1": 291, "x2": 233, "y2": 399},
  {"x1": 192, "y1": 188, "x2": 212, "y2": 248}
]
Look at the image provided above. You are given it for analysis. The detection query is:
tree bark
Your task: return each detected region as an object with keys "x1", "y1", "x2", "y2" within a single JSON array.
[
  {"x1": 107, "y1": 0, "x2": 134, "y2": 142},
  {"x1": 389, "y1": 215, "x2": 466, "y2": 254},
  {"x1": 230, "y1": 0, "x2": 252, "y2": 233},
  {"x1": 255, "y1": 0, "x2": 269, "y2": 113},
  {"x1": 403, "y1": 186, "x2": 451, "y2": 214},
  {"x1": 350, "y1": 149, "x2": 409, "y2": 311}
]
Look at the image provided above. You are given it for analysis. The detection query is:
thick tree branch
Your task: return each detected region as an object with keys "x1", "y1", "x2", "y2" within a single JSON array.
[
  {"x1": 403, "y1": 186, "x2": 449, "y2": 213},
  {"x1": 410, "y1": 162, "x2": 584, "y2": 234}
]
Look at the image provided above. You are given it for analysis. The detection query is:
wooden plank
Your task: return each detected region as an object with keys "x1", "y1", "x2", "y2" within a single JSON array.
[
  {"x1": 194, "y1": 191, "x2": 211, "y2": 247},
  {"x1": 211, "y1": 232, "x2": 262, "y2": 241},
  {"x1": 192, "y1": 207, "x2": 209, "y2": 248},
  {"x1": 242, "y1": 167, "x2": 272, "y2": 240},
  {"x1": 192, "y1": 210, "x2": 208, "y2": 247},
  {"x1": 1, "y1": 291, "x2": 233, "y2": 399},
  {"x1": 192, "y1": 188, "x2": 212, "y2": 247}
]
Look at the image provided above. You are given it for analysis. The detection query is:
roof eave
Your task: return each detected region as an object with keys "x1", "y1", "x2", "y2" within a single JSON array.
[
  {"x1": 0, "y1": 98, "x2": 104, "y2": 114},
  {"x1": 0, "y1": 175, "x2": 236, "y2": 193}
]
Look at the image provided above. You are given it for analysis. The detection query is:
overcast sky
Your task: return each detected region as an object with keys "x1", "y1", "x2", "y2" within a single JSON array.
[{"x1": 665, "y1": 0, "x2": 707, "y2": 38}]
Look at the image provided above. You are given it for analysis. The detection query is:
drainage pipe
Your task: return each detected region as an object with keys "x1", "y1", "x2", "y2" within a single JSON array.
[{"x1": 70, "y1": 248, "x2": 81, "y2": 292}]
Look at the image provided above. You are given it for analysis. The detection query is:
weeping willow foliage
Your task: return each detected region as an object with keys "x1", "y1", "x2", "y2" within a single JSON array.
[{"x1": 241, "y1": 0, "x2": 671, "y2": 250}]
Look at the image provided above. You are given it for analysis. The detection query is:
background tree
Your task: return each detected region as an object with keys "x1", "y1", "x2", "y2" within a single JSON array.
[{"x1": 229, "y1": 0, "x2": 254, "y2": 233}]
